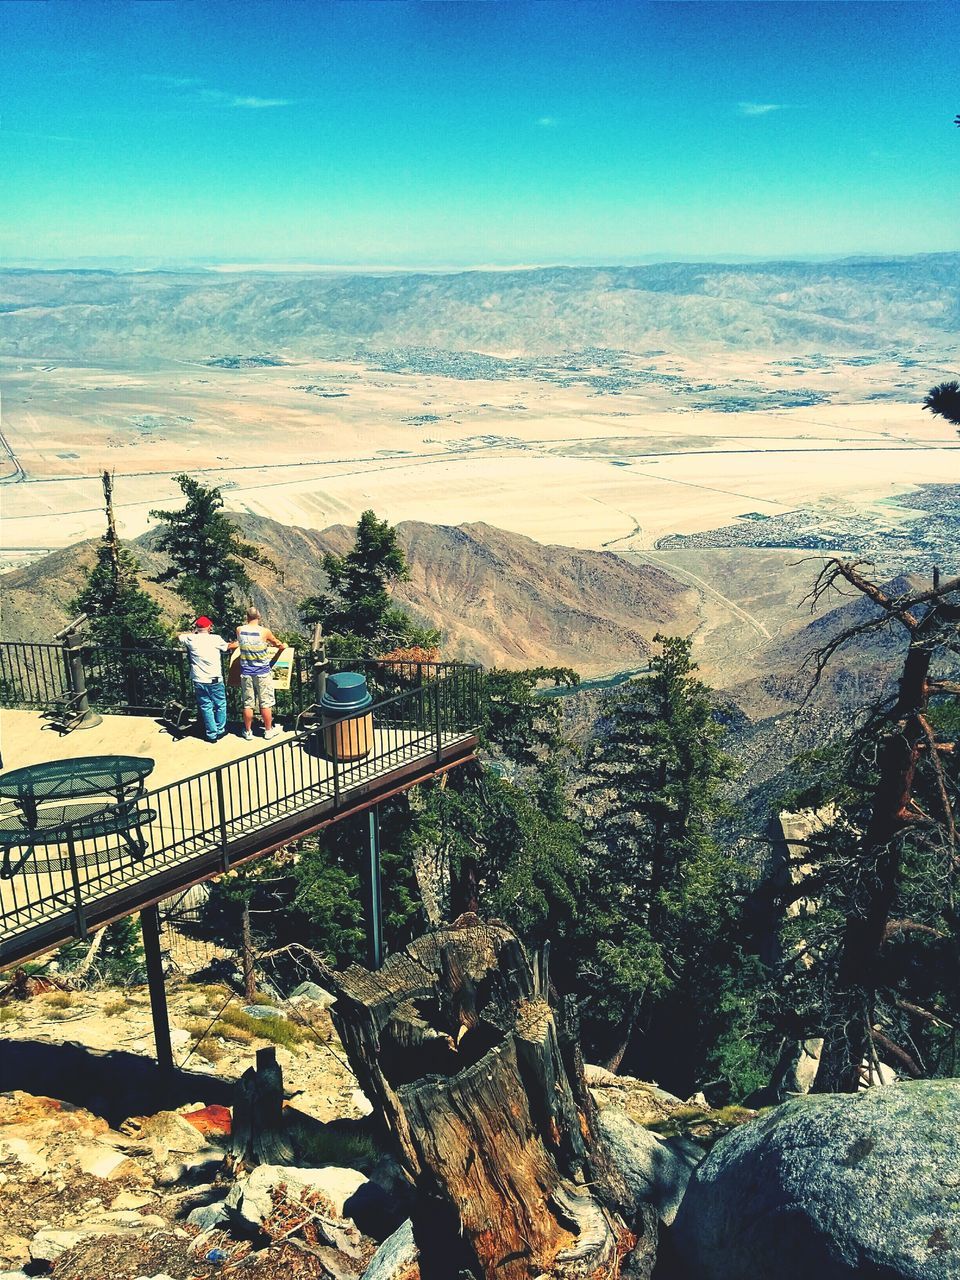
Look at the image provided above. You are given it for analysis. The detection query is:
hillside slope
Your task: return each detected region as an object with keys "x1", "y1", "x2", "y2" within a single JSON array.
[{"x1": 0, "y1": 516, "x2": 699, "y2": 675}]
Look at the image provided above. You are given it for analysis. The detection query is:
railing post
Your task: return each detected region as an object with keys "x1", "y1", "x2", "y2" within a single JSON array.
[
  {"x1": 140, "y1": 903, "x2": 174, "y2": 1077},
  {"x1": 311, "y1": 623, "x2": 328, "y2": 711},
  {"x1": 312, "y1": 649, "x2": 328, "y2": 707},
  {"x1": 366, "y1": 805, "x2": 384, "y2": 970},
  {"x1": 433, "y1": 679, "x2": 443, "y2": 765},
  {"x1": 330, "y1": 716, "x2": 340, "y2": 809},
  {"x1": 215, "y1": 768, "x2": 230, "y2": 871},
  {"x1": 57, "y1": 625, "x2": 101, "y2": 729},
  {"x1": 65, "y1": 828, "x2": 88, "y2": 940}
]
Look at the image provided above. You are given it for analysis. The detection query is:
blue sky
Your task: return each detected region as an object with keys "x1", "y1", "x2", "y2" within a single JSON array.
[{"x1": 1, "y1": 0, "x2": 957, "y2": 266}]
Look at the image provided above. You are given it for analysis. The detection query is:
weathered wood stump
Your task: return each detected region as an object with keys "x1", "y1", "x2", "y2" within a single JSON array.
[
  {"x1": 230, "y1": 1045, "x2": 294, "y2": 1169},
  {"x1": 325, "y1": 914, "x2": 654, "y2": 1280}
]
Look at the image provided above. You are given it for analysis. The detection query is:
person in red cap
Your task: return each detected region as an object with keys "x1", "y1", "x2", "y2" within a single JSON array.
[{"x1": 178, "y1": 617, "x2": 235, "y2": 743}]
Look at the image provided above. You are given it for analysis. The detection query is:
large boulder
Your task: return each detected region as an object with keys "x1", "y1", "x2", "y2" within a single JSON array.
[
  {"x1": 596, "y1": 1107, "x2": 703, "y2": 1224},
  {"x1": 673, "y1": 1079, "x2": 960, "y2": 1280},
  {"x1": 289, "y1": 981, "x2": 336, "y2": 1010}
]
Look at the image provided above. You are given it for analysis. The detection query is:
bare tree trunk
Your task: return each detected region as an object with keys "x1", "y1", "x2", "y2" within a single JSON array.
[
  {"x1": 450, "y1": 856, "x2": 480, "y2": 917},
  {"x1": 101, "y1": 470, "x2": 121, "y2": 578},
  {"x1": 241, "y1": 902, "x2": 256, "y2": 1004},
  {"x1": 324, "y1": 914, "x2": 653, "y2": 1279},
  {"x1": 75, "y1": 926, "x2": 106, "y2": 979},
  {"x1": 411, "y1": 839, "x2": 449, "y2": 927},
  {"x1": 604, "y1": 1002, "x2": 640, "y2": 1075},
  {"x1": 808, "y1": 570, "x2": 956, "y2": 1092}
]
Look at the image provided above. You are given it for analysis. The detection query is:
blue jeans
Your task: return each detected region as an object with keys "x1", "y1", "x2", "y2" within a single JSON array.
[{"x1": 194, "y1": 681, "x2": 227, "y2": 741}]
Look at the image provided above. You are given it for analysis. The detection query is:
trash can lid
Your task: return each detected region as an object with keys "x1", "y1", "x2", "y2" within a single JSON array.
[{"x1": 319, "y1": 671, "x2": 373, "y2": 713}]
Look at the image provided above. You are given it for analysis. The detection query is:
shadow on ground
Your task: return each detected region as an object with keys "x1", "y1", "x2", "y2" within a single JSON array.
[{"x1": 0, "y1": 1038, "x2": 234, "y2": 1125}]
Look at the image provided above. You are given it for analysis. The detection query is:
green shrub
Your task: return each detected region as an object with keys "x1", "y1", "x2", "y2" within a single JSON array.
[
  {"x1": 219, "y1": 1005, "x2": 307, "y2": 1052},
  {"x1": 288, "y1": 1120, "x2": 379, "y2": 1169},
  {"x1": 44, "y1": 991, "x2": 74, "y2": 1009}
]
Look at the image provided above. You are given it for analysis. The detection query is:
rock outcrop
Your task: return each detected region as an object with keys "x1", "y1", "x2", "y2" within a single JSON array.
[
  {"x1": 596, "y1": 1107, "x2": 702, "y2": 1225},
  {"x1": 361, "y1": 1220, "x2": 419, "y2": 1280},
  {"x1": 673, "y1": 1079, "x2": 960, "y2": 1280}
]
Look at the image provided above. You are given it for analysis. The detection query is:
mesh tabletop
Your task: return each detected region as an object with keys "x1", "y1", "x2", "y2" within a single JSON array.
[{"x1": 0, "y1": 756, "x2": 155, "y2": 802}]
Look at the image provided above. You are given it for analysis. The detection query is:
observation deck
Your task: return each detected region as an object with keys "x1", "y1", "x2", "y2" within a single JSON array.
[{"x1": 0, "y1": 645, "x2": 481, "y2": 968}]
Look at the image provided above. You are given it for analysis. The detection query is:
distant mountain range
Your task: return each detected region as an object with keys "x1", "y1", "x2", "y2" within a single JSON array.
[{"x1": 1, "y1": 254, "x2": 957, "y2": 358}]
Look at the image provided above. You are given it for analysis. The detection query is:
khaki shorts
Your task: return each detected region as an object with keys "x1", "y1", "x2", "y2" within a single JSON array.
[{"x1": 241, "y1": 672, "x2": 276, "y2": 711}]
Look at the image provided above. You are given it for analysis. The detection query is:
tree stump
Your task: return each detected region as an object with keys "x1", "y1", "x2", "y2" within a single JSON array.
[
  {"x1": 325, "y1": 914, "x2": 653, "y2": 1280},
  {"x1": 230, "y1": 1046, "x2": 294, "y2": 1169}
]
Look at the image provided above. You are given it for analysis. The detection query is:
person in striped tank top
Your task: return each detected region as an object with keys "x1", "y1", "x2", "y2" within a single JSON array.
[{"x1": 236, "y1": 606, "x2": 285, "y2": 741}]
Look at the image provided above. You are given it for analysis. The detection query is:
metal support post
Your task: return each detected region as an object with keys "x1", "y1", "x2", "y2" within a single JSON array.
[
  {"x1": 366, "y1": 806, "x2": 384, "y2": 970},
  {"x1": 311, "y1": 623, "x2": 328, "y2": 707},
  {"x1": 140, "y1": 904, "x2": 174, "y2": 1075},
  {"x1": 55, "y1": 619, "x2": 101, "y2": 729}
]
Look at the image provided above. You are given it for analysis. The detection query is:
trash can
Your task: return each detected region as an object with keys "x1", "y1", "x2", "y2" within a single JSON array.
[{"x1": 320, "y1": 672, "x2": 374, "y2": 761}]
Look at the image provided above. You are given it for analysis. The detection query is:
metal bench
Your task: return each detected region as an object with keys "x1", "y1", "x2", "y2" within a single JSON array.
[{"x1": 0, "y1": 800, "x2": 158, "y2": 877}]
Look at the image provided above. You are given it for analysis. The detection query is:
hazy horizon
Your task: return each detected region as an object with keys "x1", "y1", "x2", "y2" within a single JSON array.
[
  {"x1": 4, "y1": 248, "x2": 959, "y2": 276},
  {"x1": 3, "y1": 0, "x2": 958, "y2": 266}
]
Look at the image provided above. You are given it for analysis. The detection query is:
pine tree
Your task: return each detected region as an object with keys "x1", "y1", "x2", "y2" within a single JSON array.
[
  {"x1": 575, "y1": 635, "x2": 735, "y2": 1073},
  {"x1": 74, "y1": 472, "x2": 169, "y2": 649},
  {"x1": 922, "y1": 380, "x2": 960, "y2": 428},
  {"x1": 774, "y1": 561, "x2": 960, "y2": 1092},
  {"x1": 149, "y1": 474, "x2": 272, "y2": 627},
  {"x1": 74, "y1": 542, "x2": 169, "y2": 650},
  {"x1": 73, "y1": 473, "x2": 171, "y2": 707},
  {"x1": 299, "y1": 510, "x2": 438, "y2": 656}
]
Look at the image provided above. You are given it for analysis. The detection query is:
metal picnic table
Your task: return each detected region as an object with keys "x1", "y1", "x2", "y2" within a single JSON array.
[{"x1": 0, "y1": 755, "x2": 156, "y2": 878}]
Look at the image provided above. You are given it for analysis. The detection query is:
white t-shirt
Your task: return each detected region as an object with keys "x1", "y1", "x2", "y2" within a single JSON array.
[{"x1": 179, "y1": 631, "x2": 229, "y2": 683}]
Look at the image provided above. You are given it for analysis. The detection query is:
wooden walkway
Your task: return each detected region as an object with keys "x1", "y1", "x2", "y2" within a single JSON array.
[{"x1": 0, "y1": 709, "x2": 477, "y2": 967}]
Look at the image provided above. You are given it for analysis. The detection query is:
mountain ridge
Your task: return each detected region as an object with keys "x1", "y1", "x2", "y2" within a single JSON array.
[
  {"x1": 2, "y1": 254, "x2": 957, "y2": 358},
  {"x1": 0, "y1": 516, "x2": 700, "y2": 676}
]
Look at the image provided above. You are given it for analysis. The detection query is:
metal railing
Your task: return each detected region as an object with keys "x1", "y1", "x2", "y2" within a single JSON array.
[
  {"x1": 0, "y1": 665, "x2": 482, "y2": 957},
  {"x1": 0, "y1": 642, "x2": 71, "y2": 710},
  {"x1": 0, "y1": 639, "x2": 476, "y2": 724}
]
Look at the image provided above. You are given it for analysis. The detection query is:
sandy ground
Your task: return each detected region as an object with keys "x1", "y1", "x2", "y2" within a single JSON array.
[
  {"x1": 0, "y1": 980, "x2": 365, "y2": 1124},
  {"x1": 1, "y1": 352, "x2": 958, "y2": 565}
]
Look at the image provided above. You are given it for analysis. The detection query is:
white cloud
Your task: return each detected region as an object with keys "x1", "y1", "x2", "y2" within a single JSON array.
[
  {"x1": 737, "y1": 102, "x2": 785, "y2": 117},
  {"x1": 536, "y1": 116, "x2": 559, "y2": 128},
  {"x1": 227, "y1": 96, "x2": 294, "y2": 109},
  {"x1": 144, "y1": 77, "x2": 293, "y2": 109}
]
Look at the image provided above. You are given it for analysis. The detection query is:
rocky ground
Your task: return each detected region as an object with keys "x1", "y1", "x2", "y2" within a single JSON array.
[
  {"x1": 0, "y1": 980, "x2": 384, "y2": 1279},
  {"x1": 4, "y1": 979, "x2": 954, "y2": 1279},
  {"x1": 0, "y1": 980, "x2": 365, "y2": 1125},
  {"x1": 0, "y1": 979, "x2": 706, "y2": 1280}
]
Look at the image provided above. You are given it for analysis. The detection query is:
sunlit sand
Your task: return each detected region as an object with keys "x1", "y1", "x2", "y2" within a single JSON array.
[{"x1": 1, "y1": 352, "x2": 957, "y2": 564}]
